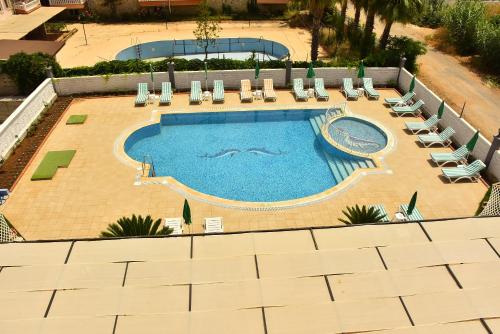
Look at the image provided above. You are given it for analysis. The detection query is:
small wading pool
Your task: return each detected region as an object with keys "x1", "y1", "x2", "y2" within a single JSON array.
[
  {"x1": 116, "y1": 38, "x2": 290, "y2": 61},
  {"x1": 124, "y1": 109, "x2": 378, "y2": 203},
  {"x1": 327, "y1": 117, "x2": 388, "y2": 155}
]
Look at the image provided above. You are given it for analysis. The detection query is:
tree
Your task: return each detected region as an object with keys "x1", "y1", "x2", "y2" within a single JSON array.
[
  {"x1": 336, "y1": 0, "x2": 349, "y2": 42},
  {"x1": 351, "y1": 0, "x2": 366, "y2": 29},
  {"x1": 193, "y1": 1, "x2": 222, "y2": 61},
  {"x1": 379, "y1": 0, "x2": 422, "y2": 49},
  {"x1": 360, "y1": 0, "x2": 384, "y2": 57},
  {"x1": 3, "y1": 52, "x2": 62, "y2": 95},
  {"x1": 339, "y1": 205, "x2": 386, "y2": 224},
  {"x1": 309, "y1": 0, "x2": 331, "y2": 61},
  {"x1": 100, "y1": 214, "x2": 173, "y2": 237}
]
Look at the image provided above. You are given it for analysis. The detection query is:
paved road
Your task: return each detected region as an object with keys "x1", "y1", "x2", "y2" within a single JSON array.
[{"x1": 348, "y1": 5, "x2": 500, "y2": 140}]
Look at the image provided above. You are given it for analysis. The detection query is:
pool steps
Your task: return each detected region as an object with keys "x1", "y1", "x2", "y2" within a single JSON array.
[{"x1": 309, "y1": 115, "x2": 375, "y2": 184}]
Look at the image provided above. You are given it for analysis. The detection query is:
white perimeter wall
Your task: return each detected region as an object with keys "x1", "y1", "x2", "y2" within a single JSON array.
[
  {"x1": 52, "y1": 67, "x2": 399, "y2": 95},
  {"x1": 0, "y1": 79, "x2": 57, "y2": 161},
  {"x1": 398, "y1": 68, "x2": 499, "y2": 181}
]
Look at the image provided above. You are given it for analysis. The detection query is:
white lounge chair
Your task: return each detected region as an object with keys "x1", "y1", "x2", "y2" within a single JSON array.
[
  {"x1": 204, "y1": 217, "x2": 223, "y2": 233},
  {"x1": 263, "y1": 79, "x2": 277, "y2": 101},
  {"x1": 430, "y1": 145, "x2": 469, "y2": 166},
  {"x1": 293, "y1": 78, "x2": 308, "y2": 101},
  {"x1": 384, "y1": 91, "x2": 415, "y2": 107},
  {"x1": 405, "y1": 115, "x2": 439, "y2": 134},
  {"x1": 369, "y1": 204, "x2": 390, "y2": 222},
  {"x1": 399, "y1": 204, "x2": 424, "y2": 221},
  {"x1": 362, "y1": 78, "x2": 380, "y2": 99},
  {"x1": 418, "y1": 127, "x2": 455, "y2": 147},
  {"x1": 441, "y1": 160, "x2": 486, "y2": 183},
  {"x1": 341, "y1": 78, "x2": 359, "y2": 100},
  {"x1": 159, "y1": 82, "x2": 172, "y2": 105},
  {"x1": 213, "y1": 80, "x2": 224, "y2": 103},
  {"x1": 240, "y1": 79, "x2": 253, "y2": 102},
  {"x1": 392, "y1": 100, "x2": 425, "y2": 117},
  {"x1": 190, "y1": 81, "x2": 202, "y2": 104},
  {"x1": 314, "y1": 78, "x2": 329, "y2": 100},
  {"x1": 164, "y1": 218, "x2": 183, "y2": 235},
  {"x1": 135, "y1": 83, "x2": 149, "y2": 106}
]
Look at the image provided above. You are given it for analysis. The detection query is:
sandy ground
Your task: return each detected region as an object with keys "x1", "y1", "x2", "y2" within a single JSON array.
[
  {"x1": 57, "y1": 20, "x2": 326, "y2": 67},
  {"x1": 347, "y1": 4, "x2": 500, "y2": 140}
]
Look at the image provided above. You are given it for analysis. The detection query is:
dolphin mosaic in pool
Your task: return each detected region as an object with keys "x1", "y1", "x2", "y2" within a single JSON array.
[
  {"x1": 199, "y1": 148, "x2": 285, "y2": 159},
  {"x1": 333, "y1": 128, "x2": 382, "y2": 150}
]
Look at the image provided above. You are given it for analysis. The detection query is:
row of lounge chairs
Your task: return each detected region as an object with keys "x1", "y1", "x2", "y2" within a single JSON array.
[
  {"x1": 164, "y1": 216, "x2": 223, "y2": 235},
  {"x1": 135, "y1": 82, "x2": 173, "y2": 106},
  {"x1": 392, "y1": 93, "x2": 487, "y2": 183},
  {"x1": 369, "y1": 202, "x2": 424, "y2": 222},
  {"x1": 341, "y1": 78, "x2": 380, "y2": 100}
]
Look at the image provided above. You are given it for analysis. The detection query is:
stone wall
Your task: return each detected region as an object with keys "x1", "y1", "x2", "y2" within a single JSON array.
[{"x1": 0, "y1": 74, "x2": 19, "y2": 97}]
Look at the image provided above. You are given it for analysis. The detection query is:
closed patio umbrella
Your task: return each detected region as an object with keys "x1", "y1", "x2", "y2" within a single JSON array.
[
  {"x1": 466, "y1": 131, "x2": 480, "y2": 152},
  {"x1": 437, "y1": 100, "x2": 445, "y2": 119},
  {"x1": 357, "y1": 60, "x2": 365, "y2": 88},
  {"x1": 183, "y1": 199, "x2": 192, "y2": 233},
  {"x1": 306, "y1": 62, "x2": 316, "y2": 89},
  {"x1": 255, "y1": 60, "x2": 260, "y2": 91},
  {"x1": 150, "y1": 63, "x2": 155, "y2": 95},
  {"x1": 406, "y1": 191, "x2": 418, "y2": 216},
  {"x1": 204, "y1": 61, "x2": 208, "y2": 92},
  {"x1": 409, "y1": 75, "x2": 416, "y2": 93}
]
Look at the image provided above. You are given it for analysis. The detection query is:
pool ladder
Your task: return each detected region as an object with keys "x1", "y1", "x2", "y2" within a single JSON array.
[
  {"x1": 142, "y1": 155, "x2": 156, "y2": 177},
  {"x1": 133, "y1": 38, "x2": 142, "y2": 59}
]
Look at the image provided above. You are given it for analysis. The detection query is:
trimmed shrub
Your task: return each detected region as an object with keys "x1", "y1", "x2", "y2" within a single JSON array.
[
  {"x1": 365, "y1": 36, "x2": 427, "y2": 72},
  {"x1": 3, "y1": 52, "x2": 62, "y2": 95}
]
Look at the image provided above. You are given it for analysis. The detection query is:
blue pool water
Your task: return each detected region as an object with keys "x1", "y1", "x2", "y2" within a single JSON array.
[
  {"x1": 116, "y1": 38, "x2": 289, "y2": 61},
  {"x1": 328, "y1": 117, "x2": 388, "y2": 154}
]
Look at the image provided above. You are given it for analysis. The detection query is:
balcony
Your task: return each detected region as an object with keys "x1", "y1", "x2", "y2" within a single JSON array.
[
  {"x1": 48, "y1": 0, "x2": 86, "y2": 9},
  {"x1": 13, "y1": 0, "x2": 41, "y2": 14},
  {"x1": 138, "y1": 0, "x2": 201, "y2": 7}
]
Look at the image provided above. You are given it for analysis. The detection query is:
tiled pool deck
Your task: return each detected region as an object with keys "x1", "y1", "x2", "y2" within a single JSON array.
[{"x1": 0, "y1": 89, "x2": 488, "y2": 240}]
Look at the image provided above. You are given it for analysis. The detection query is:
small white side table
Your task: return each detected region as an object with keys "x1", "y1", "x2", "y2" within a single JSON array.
[
  {"x1": 394, "y1": 212, "x2": 408, "y2": 222},
  {"x1": 357, "y1": 88, "x2": 365, "y2": 97},
  {"x1": 203, "y1": 91, "x2": 211, "y2": 101},
  {"x1": 307, "y1": 88, "x2": 315, "y2": 98},
  {"x1": 254, "y1": 90, "x2": 263, "y2": 100}
]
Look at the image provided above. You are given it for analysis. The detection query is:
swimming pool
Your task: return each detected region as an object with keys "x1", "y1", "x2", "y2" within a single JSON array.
[
  {"x1": 328, "y1": 117, "x2": 388, "y2": 154},
  {"x1": 116, "y1": 38, "x2": 290, "y2": 62},
  {"x1": 124, "y1": 109, "x2": 375, "y2": 203}
]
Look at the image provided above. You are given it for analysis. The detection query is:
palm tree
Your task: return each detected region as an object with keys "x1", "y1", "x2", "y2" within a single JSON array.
[
  {"x1": 100, "y1": 214, "x2": 173, "y2": 237},
  {"x1": 351, "y1": 0, "x2": 367, "y2": 29},
  {"x1": 379, "y1": 0, "x2": 422, "y2": 49},
  {"x1": 360, "y1": 0, "x2": 384, "y2": 57},
  {"x1": 337, "y1": 0, "x2": 349, "y2": 42},
  {"x1": 309, "y1": 0, "x2": 331, "y2": 61},
  {"x1": 339, "y1": 205, "x2": 386, "y2": 224}
]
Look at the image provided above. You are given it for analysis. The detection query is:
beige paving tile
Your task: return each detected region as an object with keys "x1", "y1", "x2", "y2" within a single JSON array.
[
  {"x1": 486, "y1": 318, "x2": 500, "y2": 333},
  {"x1": 252, "y1": 230, "x2": 317, "y2": 254},
  {"x1": 193, "y1": 233, "x2": 255, "y2": 259},
  {"x1": 191, "y1": 277, "x2": 329, "y2": 311},
  {"x1": 0, "y1": 290, "x2": 53, "y2": 320},
  {"x1": 422, "y1": 216, "x2": 500, "y2": 241},
  {"x1": 313, "y1": 223, "x2": 428, "y2": 250},
  {"x1": 68, "y1": 238, "x2": 191, "y2": 264},
  {"x1": 0, "y1": 242, "x2": 71, "y2": 266},
  {"x1": 369, "y1": 321, "x2": 486, "y2": 334},
  {"x1": 328, "y1": 266, "x2": 458, "y2": 301},
  {"x1": 258, "y1": 248, "x2": 384, "y2": 278},
  {"x1": 49, "y1": 286, "x2": 189, "y2": 317},
  {"x1": 115, "y1": 309, "x2": 264, "y2": 334},
  {"x1": 403, "y1": 290, "x2": 482, "y2": 325},
  {"x1": 0, "y1": 317, "x2": 115, "y2": 334},
  {"x1": 450, "y1": 262, "x2": 500, "y2": 289},
  {"x1": 433, "y1": 239, "x2": 499, "y2": 264},
  {"x1": 0, "y1": 263, "x2": 125, "y2": 292}
]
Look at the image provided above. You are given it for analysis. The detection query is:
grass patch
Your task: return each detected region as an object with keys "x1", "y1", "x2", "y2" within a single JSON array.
[
  {"x1": 31, "y1": 150, "x2": 76, "y2": 180},
  {"x1": 66, "y1": 114, "x2": 87, "y2": 125}
]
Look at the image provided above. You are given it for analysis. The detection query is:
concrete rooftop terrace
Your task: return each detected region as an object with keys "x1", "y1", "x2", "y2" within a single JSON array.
[
  {"x1": 0, "y1": 216, "x2": 499, "y2": 333},
  {"x1": 0, "y1": 88, "x2": 490, "y2": 240}
]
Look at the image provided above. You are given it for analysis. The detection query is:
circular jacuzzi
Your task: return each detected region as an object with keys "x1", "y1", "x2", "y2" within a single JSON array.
[{"x1": 322, "y1": 116, "x2": 388, "y2": 156}]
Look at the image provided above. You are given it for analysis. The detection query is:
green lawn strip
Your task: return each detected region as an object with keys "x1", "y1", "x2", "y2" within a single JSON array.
[
  {"x1": 31, "y1": 150, "x2": 76, "y2": 180},
  {"x1": 66, "y1": 115, "x2": 87, "y2": 125}
]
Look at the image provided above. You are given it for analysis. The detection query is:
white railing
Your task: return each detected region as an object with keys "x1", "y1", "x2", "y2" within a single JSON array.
[
  {"x1": 0, "y1": 79, "x2": 57, "y2": 161},
  {"x1": 48, "y1": 0, "x2": 86, "y2": 6},
  {"x1": 13, "y1": 0, "x2": 40, "y2": 12}
]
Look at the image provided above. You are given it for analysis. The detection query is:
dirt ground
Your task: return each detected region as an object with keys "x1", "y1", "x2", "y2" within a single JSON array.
[{"x1": 355, "y1": 5, "x2": 500, "y2": 141}]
